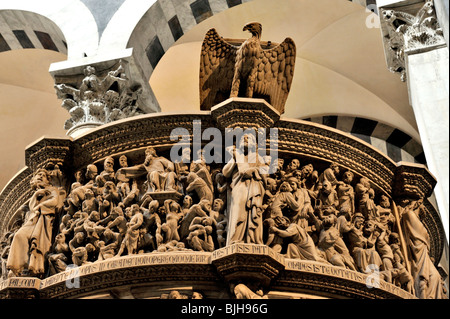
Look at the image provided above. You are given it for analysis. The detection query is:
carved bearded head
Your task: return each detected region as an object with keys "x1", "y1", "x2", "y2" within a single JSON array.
[
  {"x1": 380, "y1": 195, "x2": 390, "y2": 208},
  {"x1": 279, "y1": 182, "x2": 293, "y2": 193},
  {"x1": 301, "y1": 164, "x2": 313, "y2": 178},
  {"x1": 103, "y1": 156, "x2": 114, "y2": 172},
  {"x1": 287, "y1": 177, "x2": 299, "y2": 192},
  {"x1": 353, "y1": 213, "x2": 365, "y2": 228},
  {"x1": 237, "y1": 133, "x2": 257, "y2": 155}
]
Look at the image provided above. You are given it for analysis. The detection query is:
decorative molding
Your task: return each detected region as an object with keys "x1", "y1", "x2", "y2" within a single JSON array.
[
  {"x1": 72, "y1": 113, "x2": 213, "y2": 168},
  {"x1": 0, "y1": 101, "x2": 446, "y2": 299},
  {"x1": 0, "y1": 252, "x2": 417, "y2": 299},
  {"x1": 24, "y1": 137, "x2": 72, "y2": 172},
  {"x1": 393, "y1": 162, "x2": 436, "y2": 199},
  {"x1": 0, "y1": 168, "x2": 33, "y2": 236},
  {"x1": 302, "y1": 115, "x2": 426, "y2": 165},
  {"x1": 421, "y1": 198, "x2": 446, "y2": 264}
]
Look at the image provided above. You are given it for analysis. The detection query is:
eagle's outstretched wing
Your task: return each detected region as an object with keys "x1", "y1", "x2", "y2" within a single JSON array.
[
  {"x1": 200, "y1": 28, "x2": 238, "y2": 110},
  {"x1": 255, "y1": 38, "x2": 296, "y2": 114}
]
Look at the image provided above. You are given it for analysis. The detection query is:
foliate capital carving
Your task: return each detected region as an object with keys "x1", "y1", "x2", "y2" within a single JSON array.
[
  {"x1": 50, "y1": 52, "x2": 160, "y2": 135},
  {"x1": 53, "y1": 60, "x2": 144, "y2": 131},
  {"x1": 379, "y1": 0, "x2": 446, "y2": 81}
]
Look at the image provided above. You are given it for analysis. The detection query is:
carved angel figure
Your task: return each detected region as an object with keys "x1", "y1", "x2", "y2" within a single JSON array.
[{"x1": 200, "y1": 22, "x2": 296, "y2": 114}]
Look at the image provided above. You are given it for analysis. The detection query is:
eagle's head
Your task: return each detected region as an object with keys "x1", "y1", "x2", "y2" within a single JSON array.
[{"x1": 243, "y1": 22, "x2": 262, "y2": 39}]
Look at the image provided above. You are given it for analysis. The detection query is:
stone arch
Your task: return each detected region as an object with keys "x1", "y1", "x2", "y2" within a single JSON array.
[
  {"x1": 102, "y1": 0, "x2": 245, "y2": 81},
  {"x1": 0, "y1": 9, "x2": 67, "y2": 55},
  {"x1": 302, "y1": 115, "x2": 426, "y2": 164},
  {"x1": 0, "y1": 0, "x2": 99, "y2": 58}
]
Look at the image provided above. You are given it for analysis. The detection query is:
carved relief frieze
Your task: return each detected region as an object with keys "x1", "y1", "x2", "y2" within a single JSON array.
[
  {"x1": 0, "y1": 101, "x2": 447, "y2": 299},
  {"x1": 277, "y1": 122, "x2": 397, "y2": 194},
  {"x1": 2, "y1": 17, "x2": 445, "y2": 299}
]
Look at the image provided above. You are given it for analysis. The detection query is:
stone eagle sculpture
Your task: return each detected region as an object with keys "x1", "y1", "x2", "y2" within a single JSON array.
[{"x1": 199, "y1": 22, "x2": 296, "y2": 114}]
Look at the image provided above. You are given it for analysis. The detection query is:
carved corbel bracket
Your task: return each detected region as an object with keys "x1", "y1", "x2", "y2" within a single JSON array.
[
  {"x1": 393, "y1": 161, "x2": 436, "y2": 200},
  {"x1": 24, "y1": 137, "x2": 72, "y2": 173},
  {"x1": 0, "y1": 277, "x2": 40, "y2": 299},
  {"x1": 211, "y1": 97, "x2": 281, "y2": 130},
  {"x1": 211, "y1": 243, "x2": 286, "y2": 287}
]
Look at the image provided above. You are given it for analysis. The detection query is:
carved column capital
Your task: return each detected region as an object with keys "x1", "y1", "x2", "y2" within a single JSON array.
[
  {"x1": 49, "y1": 49, "x2": 160, "y2": 137},
  {"x1": 379, "y1": 0, "x2": 446, "y2": 81}
]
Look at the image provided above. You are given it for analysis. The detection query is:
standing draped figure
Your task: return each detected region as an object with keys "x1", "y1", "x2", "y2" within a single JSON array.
[
  {"x1": 223, "y1": 135, "x2": 268, "y2": 245},
  {"x1": 7, "y1": 169, "x2": 64, "y2": 277},
  {"x1": 398, "y1": 199, "x2": 446, "y2": 299}
]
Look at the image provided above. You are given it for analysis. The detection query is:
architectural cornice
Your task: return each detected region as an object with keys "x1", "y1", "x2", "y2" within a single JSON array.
[{"x1": 0, "y1": 249, "x2": 417, "y2": 299}]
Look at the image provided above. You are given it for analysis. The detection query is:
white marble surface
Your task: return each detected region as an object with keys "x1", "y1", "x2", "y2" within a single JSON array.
[{"x1": 407, "y1": 46, "x2": 449, "y2": 240}]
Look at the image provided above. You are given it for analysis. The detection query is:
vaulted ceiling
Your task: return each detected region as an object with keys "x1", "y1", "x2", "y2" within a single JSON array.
[{"x1": 0, "y1": 0, "x2": 417, "y2": 192}]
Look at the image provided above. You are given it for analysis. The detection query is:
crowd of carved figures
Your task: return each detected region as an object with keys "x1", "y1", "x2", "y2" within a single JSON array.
[{"x1": 0, "y1": 143, "x2": 447, "y2": 299}]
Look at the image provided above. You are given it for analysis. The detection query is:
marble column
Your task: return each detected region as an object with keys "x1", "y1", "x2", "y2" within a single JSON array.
[
  {"x1": 378, "y1": 0, "x2": 449, "y2": 240},
  {"x1": 406, "y1": 47, "x2": 449, "y2": 237}
]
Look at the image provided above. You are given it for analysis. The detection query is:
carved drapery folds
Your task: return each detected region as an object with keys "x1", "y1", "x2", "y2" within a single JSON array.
[
  {"x1": 6, "y1": 168, "x2": 66, "y2": 278},
  {"x1": 380, "y1": 0, "x2": 446, "y2": 81},
  {"x1": 0, "y1": 101, "x2": 447, "y2": 299}
]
